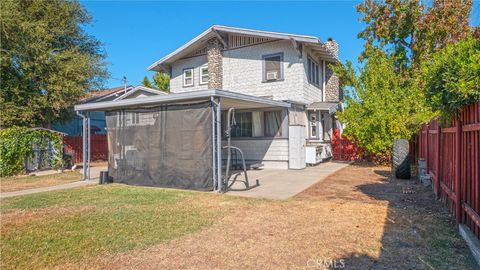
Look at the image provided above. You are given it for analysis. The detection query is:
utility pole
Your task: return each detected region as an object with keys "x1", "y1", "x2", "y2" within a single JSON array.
[{"x1": 123, "y1": 76, "x2": 128, "y2": 94}]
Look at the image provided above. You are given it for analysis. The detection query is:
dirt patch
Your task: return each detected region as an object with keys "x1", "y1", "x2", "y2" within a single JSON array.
[{"x1": 67, "y1": 163, "x2": 476, "y2": 270}]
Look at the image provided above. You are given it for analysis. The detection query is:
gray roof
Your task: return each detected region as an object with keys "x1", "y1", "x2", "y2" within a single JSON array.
[
  {"x1": 113, "y1": 86, "x2": 168, "y2": 101},
  {"x1": 148, "y1": 25, "x2": 338, "y2": 72},
  {"x1": 74, "y1": 89, "x2": 291, "y2": 112}
]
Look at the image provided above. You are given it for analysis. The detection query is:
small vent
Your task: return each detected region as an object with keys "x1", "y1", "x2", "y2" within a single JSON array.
[{"x1": 228, "y1": 34, "x2": 273, "y2": 49}]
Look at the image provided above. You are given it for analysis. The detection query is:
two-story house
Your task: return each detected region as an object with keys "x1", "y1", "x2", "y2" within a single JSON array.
[
  {"x1": 75, "y1": 25, "x2": 343, "y2": 190},
  {"x1": 148, "y1": 25, "x2": 342, "y2": 169}
]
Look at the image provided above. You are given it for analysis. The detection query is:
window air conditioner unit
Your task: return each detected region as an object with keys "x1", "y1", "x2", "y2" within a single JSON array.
[{"x1": 266, "y1": 71, "x2": 278, "y2": 81}]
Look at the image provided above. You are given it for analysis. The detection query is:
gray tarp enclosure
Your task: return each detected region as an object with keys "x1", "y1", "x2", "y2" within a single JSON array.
[
  {"x1": 105, "y1": 101, "x2": 213, "y2": 191},
  {"x1": 75, "y1": 89, "x2": 292, "y2": 192}
]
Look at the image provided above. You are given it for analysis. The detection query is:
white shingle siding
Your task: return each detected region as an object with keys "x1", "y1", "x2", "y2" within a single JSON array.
[
  {"x1": 221, "y1": 138, "x2": 289, "y2": 169},
  {"x1": 169, "y1": 40, "x2": 329, "y2": 105},
  {"x1": 170, "y1": 55, "x2": 208, "y2": 93},
  {"x1": 222, "y1": 40, "x2": 306, "y2": 102}
]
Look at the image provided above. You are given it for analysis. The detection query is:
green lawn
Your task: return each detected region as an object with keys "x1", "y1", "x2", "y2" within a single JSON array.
[
  {"x1": 0, "y1": 185, "x2": 227, "y2": 269},
  {"x1": 0, "y1": 171, "x2": 82, "y2": 192}
]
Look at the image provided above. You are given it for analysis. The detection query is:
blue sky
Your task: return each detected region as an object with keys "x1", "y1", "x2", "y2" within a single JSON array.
[{"x1": 81, "y1": 1, "x2": 480, "y2": 89}]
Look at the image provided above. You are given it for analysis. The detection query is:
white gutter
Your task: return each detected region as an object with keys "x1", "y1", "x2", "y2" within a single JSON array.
[{"x1": 74, "y1": 89, "x2": 291, "y2": 112}]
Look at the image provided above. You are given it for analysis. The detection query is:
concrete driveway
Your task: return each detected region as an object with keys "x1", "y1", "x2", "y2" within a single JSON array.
[{"x1": 226, "y1": 161, "x2": 351, "y2": 200}]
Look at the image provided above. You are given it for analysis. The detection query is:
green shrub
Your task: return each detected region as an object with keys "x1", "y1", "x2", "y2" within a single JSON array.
[
  {"x1": 0, "y1": 127, "x2": 63, "y2": 177},
  {"x1": 334, "y1": 49, "x2": 434, "y2": 156},
  {"x1": 422, "y1": 37, "x2": 480, "y2": 119}
]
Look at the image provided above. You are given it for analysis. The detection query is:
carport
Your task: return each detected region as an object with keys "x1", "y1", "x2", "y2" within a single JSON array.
[{"x1": 74, "y1": 89, "x2": 290, "y2": 192}]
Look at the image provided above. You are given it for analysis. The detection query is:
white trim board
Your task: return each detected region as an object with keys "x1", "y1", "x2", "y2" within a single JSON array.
[{"x1": 75, "y1": 89, "x2": 291, "y2": 112}]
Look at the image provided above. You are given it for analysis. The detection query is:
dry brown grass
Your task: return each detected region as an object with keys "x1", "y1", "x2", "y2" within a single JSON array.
[
  {"x1": 0, "y1": 171, "x2": 82, "y2": 192},
  {"x1": 60, "y1": 164, "x2": 476, "y2": 270}
]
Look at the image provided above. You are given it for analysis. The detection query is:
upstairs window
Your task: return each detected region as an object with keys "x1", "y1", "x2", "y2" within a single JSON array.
[
  {"x1": 262, "y1": 53, "x2": 284, "y2": 82},
  {"x1": 183, "y1": 68, "x2": 193, "y2": 87},
  {"x1": 199, "y1": 66, "x2": 209, "y2": 85},
  {"x1": 307, "y1": 56, "x2": 323, "y2": 87}
]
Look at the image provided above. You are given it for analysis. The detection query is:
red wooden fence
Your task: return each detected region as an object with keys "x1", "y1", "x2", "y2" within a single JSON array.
[
  {"x1": 418, "y1": 101, "x2": 480, "y2": 240},
  {"x1": 63, "y1": 134, "x2": 108, "y2": 163}
]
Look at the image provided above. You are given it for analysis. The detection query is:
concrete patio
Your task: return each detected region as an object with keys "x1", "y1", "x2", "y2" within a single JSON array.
[
  {"x1": 226, "y1": 161, "x2": 351, "y2": 200},
  {"x1": 80, "y1": 161, "x2": 351, "y2": 200}
]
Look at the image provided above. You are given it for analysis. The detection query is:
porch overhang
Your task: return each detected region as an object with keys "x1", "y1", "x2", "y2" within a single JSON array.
[
  {"x1": 74, "y1": 89, "x2": 291, "y2": 112},
  {"x1": 306, "y1": 102, "x2": 342, "y2": 114}
]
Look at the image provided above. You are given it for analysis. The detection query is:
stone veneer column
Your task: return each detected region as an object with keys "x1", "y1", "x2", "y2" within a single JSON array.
[
  {"x1": 207, "y1": 38, "x2": 223, "y2": 89},
  {"x1": 324, "y1": 38, "x2": 341, "y2": 102}
]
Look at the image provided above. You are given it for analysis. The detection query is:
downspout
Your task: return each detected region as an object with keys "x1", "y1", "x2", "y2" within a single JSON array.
[{"x1": 76, "y1": 111, "x2": 87, "y2": 180}]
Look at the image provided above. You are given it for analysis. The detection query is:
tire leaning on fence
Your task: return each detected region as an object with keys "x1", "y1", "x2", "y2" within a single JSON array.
[{"x1": 392, "y1": 139, "x2": 411, "y2": 179}]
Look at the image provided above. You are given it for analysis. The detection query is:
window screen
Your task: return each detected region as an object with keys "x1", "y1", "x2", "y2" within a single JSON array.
[
  {"x1": 200, "y1": 67, "x2": 209, "y2": 84},
  {"x1": 264, "y1": 111, "x2": 282, "y2": 137},
  {"x1": 183, "y1": 68, "x2": 193, "y2": 86},
  {"x1": 307, "y1": 56, "x2": 323, "y2": 87},
  {"x1": 263, "y1": 53, "x2": 283, "y2": 81},
  {"x1": 309, "y1": 111, "x2": 318, "y2": 138},
  {"x1": 232, "y1": 112, "x2": 252, "y2": 137}
]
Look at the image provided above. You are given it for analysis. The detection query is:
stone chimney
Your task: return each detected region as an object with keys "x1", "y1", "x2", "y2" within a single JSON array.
[
  {"x1": 325, "y1": 38, "x2": 339, "y2": 59},
  {"x1": 207, "y1": 38, "x2": 223, "y2": 89},
  {"x1": 324, "y1": 38, "x2": 341, "y2": 102}
]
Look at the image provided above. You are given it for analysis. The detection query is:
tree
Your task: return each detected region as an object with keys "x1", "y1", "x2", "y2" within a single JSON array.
[
  {"x1": 337, "y1": 0, "x2": 477, "y2": 157},
  {"x1": 334, "y1": 50, "x2": 434, "y2": 156},
  {"x1": 357, "y1": 0, "x2": 473, "y2": 67},
  {"x1": 142, "y1": 76, "x2": 153, "y2": 88},
  {"x1": 141, "y1": 72, "x2": 170, "y2": 92},
  {"x1": 152, "y1": 72, "x2": 170, "y2": 92},
  {"x1": 0, "y1": 0, "x2": 107, "y2": 128}
]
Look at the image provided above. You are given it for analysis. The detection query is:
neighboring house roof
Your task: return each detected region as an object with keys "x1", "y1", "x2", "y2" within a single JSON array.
[
  {"x1": 114, "y1": 86, "x2": 168, "y2": 101},
  {"x1": 83, "y1": 86, "x2": 134, "y2": 103},
  {"x1": 148, "y1": 25, "x2": 338, "y2": 72},
  {"x1": 82, "y1": 85, "x2": 167, "y2": 104},
  {"x1": 31, "y1": 127, "x2": 68, "y2": 136},
  {"x1": 75, "y1": 89, "x2": 291, "y2": 112}
]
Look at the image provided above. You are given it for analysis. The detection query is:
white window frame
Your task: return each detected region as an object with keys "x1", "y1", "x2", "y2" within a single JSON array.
[
  {"x1": 307, "y1": 55, "x2": 322, "y2": 87},
  {"x1": 308, "y1": 111, "x2": 319, "y2": 139},
  {"x1": 183, "y1": 68, "x2": 194, "y2": 87},
  {"x1": 199, "y1": 66, "x2": 209, "y2": 85},
  {"x1": 262, "y1": 52, "x2": 284, "y2": 82}
]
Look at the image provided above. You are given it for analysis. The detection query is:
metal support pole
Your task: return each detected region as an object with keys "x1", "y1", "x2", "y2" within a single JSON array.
[
  {"x1": 216, "y1": 97, "x2": 222, "y2": 192},
  {"x1": 87, "y1": 112, "x2": 91, "y2": 180},
  {"x1": 210, "y1": 97, "x2": 217, "y2": 191},
  {"x1": 76, "y1": 111, "x2": 87, "y2": 180}
]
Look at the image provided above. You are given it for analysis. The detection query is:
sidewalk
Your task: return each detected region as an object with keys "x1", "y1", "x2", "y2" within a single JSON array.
[{"x1": 0, "y1": 180, "x2": 97, "y2": 199}]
